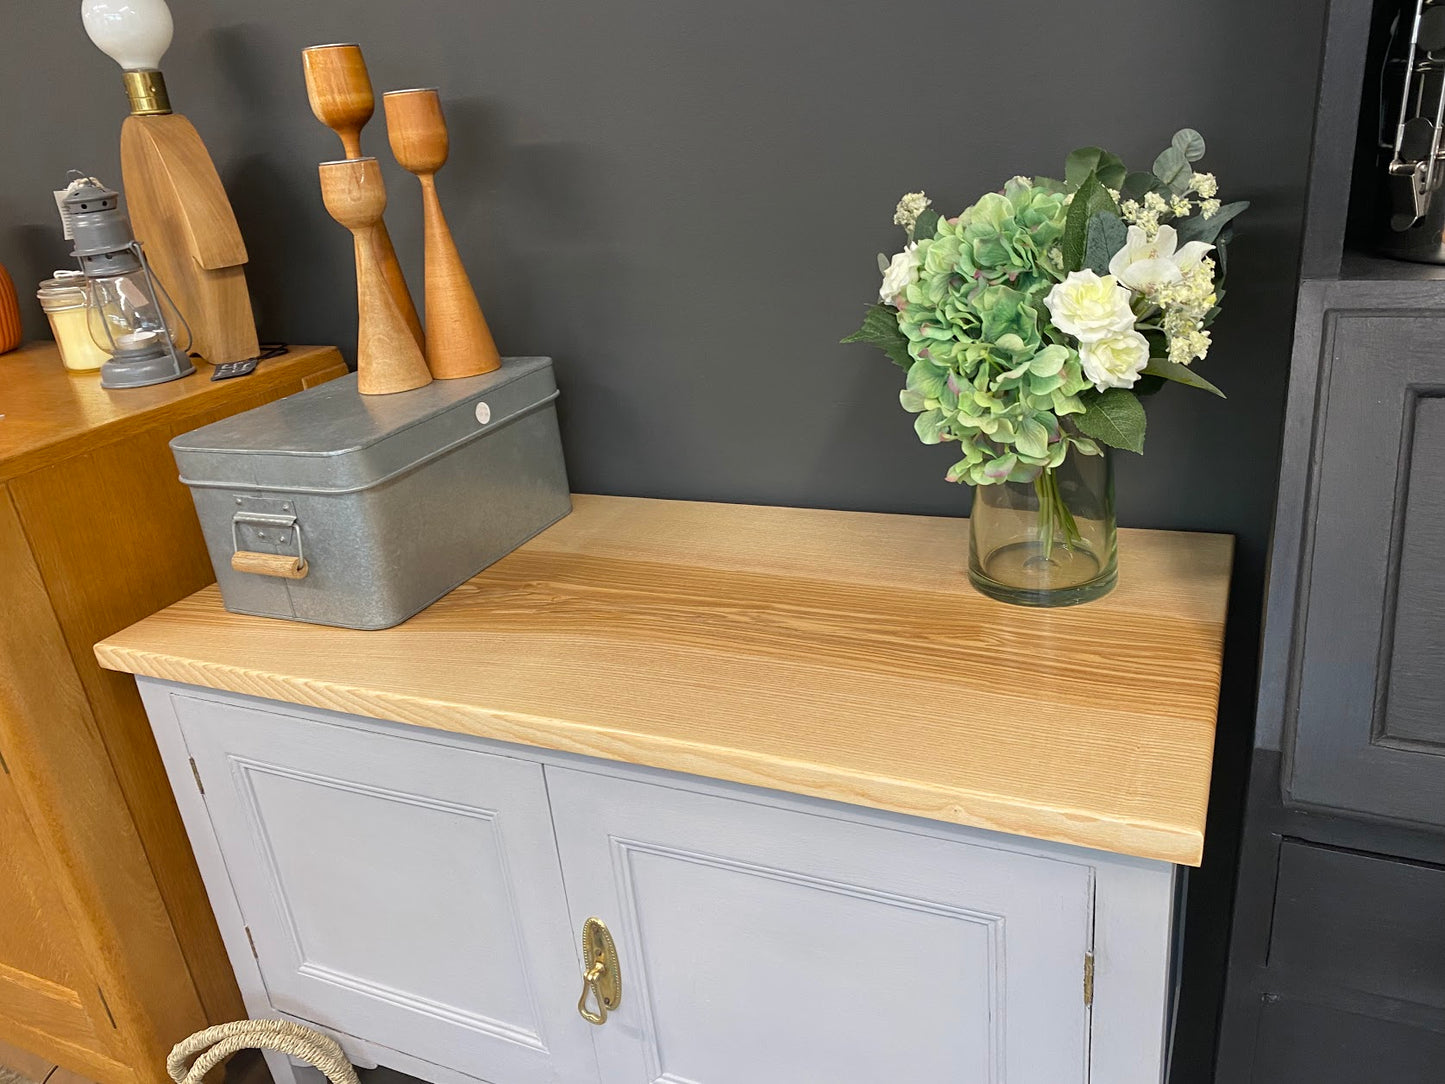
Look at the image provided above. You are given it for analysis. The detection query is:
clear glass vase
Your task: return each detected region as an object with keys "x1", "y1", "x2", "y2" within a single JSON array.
[{"x1": 967, "y1": 448, "x2": 1117, "y2": 607}]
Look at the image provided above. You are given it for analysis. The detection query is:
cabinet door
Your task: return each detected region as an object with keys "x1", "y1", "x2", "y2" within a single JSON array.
[
  {"x1": 1287, "y1": 313, "x2": 1445, "y2": 825},
  {"x1": 172, "y1": 695, "x2": 597, "y2": 1084},
  {"x1": 547, "y1": 767, "x2": 1094, "y2": 1084}
]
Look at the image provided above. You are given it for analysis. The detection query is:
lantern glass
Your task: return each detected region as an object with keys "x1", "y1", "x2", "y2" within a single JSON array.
[{"x1": 84, "y1": 255, "x2": 191, "y2": 357}]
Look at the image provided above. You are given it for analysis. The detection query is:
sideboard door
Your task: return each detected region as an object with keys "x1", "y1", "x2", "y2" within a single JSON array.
[
  {"x1": 546, "y1": 766, "x2": 1094, "y2": 1084},
  {"x1": 171, "y1": 695, "x2": 597, "y2": 1084},
  {"x1": 1287, "y1": 312, "x2": 1445, "y2": 826}
]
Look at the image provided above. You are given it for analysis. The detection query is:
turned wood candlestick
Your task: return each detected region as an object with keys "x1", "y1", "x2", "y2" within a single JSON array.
[
  {"x1": 382, "y1": 88, "x2": 502, "y2": 379},
  {"x1": 303, "y1": 43, "x2": 424, "y2": 351},
  {"x1": 318, "y1": 158, "x2": 433, "y2": 396}
]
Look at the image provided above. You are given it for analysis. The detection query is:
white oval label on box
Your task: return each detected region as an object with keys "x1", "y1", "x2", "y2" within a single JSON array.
[{"x1": 475, "y1": 402, "x2": 492, "y2": 425}]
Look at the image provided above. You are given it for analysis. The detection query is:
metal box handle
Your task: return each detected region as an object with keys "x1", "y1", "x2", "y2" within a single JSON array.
[{"x1": 231, "y1": 511, "x2": 308, "y2": 580}]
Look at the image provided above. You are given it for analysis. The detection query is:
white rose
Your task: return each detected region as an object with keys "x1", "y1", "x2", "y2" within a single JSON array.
[
  {"x1": 1107, "y1": 224, "x2": 1213, "y2": 294},
  {"x1": 1079, "y1": 330, "x2": 1151, "y2": 391},
  {"x1": 1043, "y1": 269, "x2": 1136, "y2": 342},
  {"x1": 879, "y1": 243, "x2": 922, "y2": 304}
]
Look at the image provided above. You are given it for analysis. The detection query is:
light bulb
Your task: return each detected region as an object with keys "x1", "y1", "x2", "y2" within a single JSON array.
[{"x1": 81, "y1": 0, "x2": 174, "y2": 71}]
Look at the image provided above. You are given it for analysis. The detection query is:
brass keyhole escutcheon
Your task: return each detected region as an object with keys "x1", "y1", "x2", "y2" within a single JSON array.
[{"x1": 577, "y1": 917, "x2": 621, "y2": 1025}]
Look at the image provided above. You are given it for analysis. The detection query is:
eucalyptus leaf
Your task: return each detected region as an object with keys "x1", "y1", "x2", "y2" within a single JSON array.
[
  {"x1": 1065, "y1": 147, "x2": 1127, "y2": 191},
  {"x1": 1152, "y1": 146, "x2": 1193, "y2": 194},
  {"x1": 1083, "y1": 212, "x2": 1128, "y2": 275},
  {"x1": 1062, "y1": 172, "x2": 1117, "y2": 272},
  {"x1": 1074, "y1": 387, "x2": 1147, "y2": 453},
  {"x1": 1120, "y1": 170, "x2": 1161, "y2": 202},
  {"x1": 1142, "y1": 357, "x2": 1226, "y2": 398},
  {"x1": 1171, "y1": 128, "x2": 1206, "y2": 163},
  {"x1": 1174, "y1": 200, "x2": 1249, "y2": 246},
  {"x1": 841, "y1": 303, "x2": 911, "y2": 369},
  {"x1": 910, "y1": 208, "x2": 940, "y2": 242}
]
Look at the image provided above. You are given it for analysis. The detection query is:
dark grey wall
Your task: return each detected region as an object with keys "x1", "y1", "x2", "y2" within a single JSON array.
[{"x1": 0, "y1": 2, "x2": 1328, "y2": 1078}]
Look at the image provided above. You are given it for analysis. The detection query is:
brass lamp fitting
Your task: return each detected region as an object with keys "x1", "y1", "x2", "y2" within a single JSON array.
[{"x1": 123, "y1": 69, "x2": 172, "y2": 115}]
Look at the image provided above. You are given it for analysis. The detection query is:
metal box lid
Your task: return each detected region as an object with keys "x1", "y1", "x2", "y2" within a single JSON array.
[{"x1": 172, "y1": 356, "x2": 558, "y2": 494}]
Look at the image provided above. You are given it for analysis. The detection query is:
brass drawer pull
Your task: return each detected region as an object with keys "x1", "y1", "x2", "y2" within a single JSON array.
[{"x1": 577, "y1": 917, "x2": 621, "y2": 1025}]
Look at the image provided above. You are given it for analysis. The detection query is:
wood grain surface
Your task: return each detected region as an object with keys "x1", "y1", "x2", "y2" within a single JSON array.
[
  {"x1": 97, "y1": 495, "x2": 1232, "y2": 865},
  {"x1": 383, "y1": 89, "x2": 502, "y2": 380},
  {"x1": 0, "y1": 344, "x2": 346, "y2": 1084},
  {"x1": 119, "y1": 114, "x2": 259, "y2": 365},
  {"x1": 318, "y1": 159, "x2": 433, "y2": 396},
  {"x1": 0, "y1": 344, "x2": 347, "y2": 483},
  {"x1": 301, "y1": 44, "x2": 425, "y2": 349}
]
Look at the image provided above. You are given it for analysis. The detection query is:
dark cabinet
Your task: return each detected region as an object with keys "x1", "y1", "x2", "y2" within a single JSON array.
[{"x1": 1286, "y1": 311, "x2": 1445, "y2": 827}]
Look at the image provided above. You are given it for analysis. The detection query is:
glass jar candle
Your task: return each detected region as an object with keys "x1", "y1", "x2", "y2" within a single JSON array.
[{"x1": 37, "y1": 272, "x2": 109, "y2": 372}]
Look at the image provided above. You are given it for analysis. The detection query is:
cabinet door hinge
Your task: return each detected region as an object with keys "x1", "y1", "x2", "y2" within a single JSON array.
[
  {"x1": 189, "y1": 757, "x2": 205, "y2": 795},
  {"x1": 245, "y1": 926, "x2": 259, "y2": 960},
  {"x1": 97, "y1": 986, "x2": 118, "y2": 1029},
  {"x1": 1084, "y1": 952, "x2": 1095, "y2": 1008}
]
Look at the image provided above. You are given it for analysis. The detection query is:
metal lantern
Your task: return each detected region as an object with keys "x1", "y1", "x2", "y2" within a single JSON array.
[
  {"x1": 1381, "y1": 0, "x2": 1445, "y2": 261},
  {"x1": 63, "y1": 178, "x2": 194, "y2": 388}
]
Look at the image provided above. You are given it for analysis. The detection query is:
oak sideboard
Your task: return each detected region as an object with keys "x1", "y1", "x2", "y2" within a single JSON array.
[
  {"x1": 96, "y1": 495, "x2": 1232, "y2": 1084},
  {"x1": 0, "y1": 344, "x2": 347, "y2": 1084}
]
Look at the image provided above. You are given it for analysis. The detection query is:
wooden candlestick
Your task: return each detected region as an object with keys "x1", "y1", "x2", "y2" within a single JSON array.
[
  {"x1": 318, "y1": 158, "x2": 432, "y2": 396},
  {"x1": 302, "y1": 43, "x2": 425, "y2": 351},
  {"x1": 382, "y1": 88, "x2": 502, "y2": 379}
]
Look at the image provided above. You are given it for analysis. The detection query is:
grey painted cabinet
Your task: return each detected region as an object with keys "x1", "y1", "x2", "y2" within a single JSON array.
[
  {"x1": 172, "y1": 694, "x2": 599, "y2": 1084},
  {"x1": 547, "y1": 766, "x2": 1094, "y2": 1084},
  {"x1": 1285, "y1": 309, "x2": 1445, "y2": 827},
  {"x1": 137, "y1": 681, "x2": 1182, "y2": 1084}
]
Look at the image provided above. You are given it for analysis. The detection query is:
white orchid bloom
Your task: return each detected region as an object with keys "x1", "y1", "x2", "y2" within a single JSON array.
[{"x1": 1107, "y1": 224, "x2": 1213, "y2": 294}]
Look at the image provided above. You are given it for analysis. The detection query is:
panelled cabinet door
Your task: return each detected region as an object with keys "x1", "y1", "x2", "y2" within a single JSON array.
[
  {"x1": 1288, "y1": 313, "x2": 1445, "y2": 826},
  {"x1": 171, "y1": 695, "x2": 598, "y2": 1084},
  {"x1": 546, "y1": 766, "x2": 1094, "y2": 1084}
]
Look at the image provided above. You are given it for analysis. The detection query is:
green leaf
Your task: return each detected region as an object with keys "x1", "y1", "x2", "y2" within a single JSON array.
[
  {"x1": 1061, "y1": 172, "x2": 1118, "y2": 272},
  {"x1": 1083, "y1": 212, "x2": 1128, "y2": 275},
  {"x1": 1174, "y1": 200, "x2": 1249, "y2": 246},
  {"x1": 1152, "y1": 146, "x2": 1192, "y2": 194},
  {"x1": 1120, "y1": 170, "x2": 1161, "y2": 202},
  {"x1": 906, "y1": 357, "x2": 948, "y2": 399},
  {"x1": 910, "y1": 208, "x2": 940, "y2": 243},
  {"x1": 841, "y1": 303, "x2": 910, "y2": 369},
  {"x1": 1016, "y1": 416, "x2": 1049, "y2": 459},
  {"x1": 914, "y1": 408, "x2": 946, "y2": 444},
  {"x1": 1142, "y1": 357, "x2": 1226, "y2": 398},
  {"x1": 1171, "y1": 128, "x2": 1206, "y2": 163},
  {"x1": 1074, "y1": 387, "x2": 1146, "y2": 453},
  {"x1": 1065, "y1": 147, "x2": 1127, "y2": 191}
]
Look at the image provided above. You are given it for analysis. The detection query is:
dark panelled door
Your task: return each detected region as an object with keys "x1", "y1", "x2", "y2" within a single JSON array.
[{"x1": 1286, "y1": 312, "x2": 1445, "y2": 826}]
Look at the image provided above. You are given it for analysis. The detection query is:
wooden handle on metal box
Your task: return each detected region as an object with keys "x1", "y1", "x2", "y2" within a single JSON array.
[{"x1": 232, "y1": 551, "x2": 309, "y2": 579}]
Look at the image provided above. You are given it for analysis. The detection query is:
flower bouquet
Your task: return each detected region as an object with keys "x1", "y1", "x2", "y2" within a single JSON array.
[{"x1": 844, "y1": 129, "x2": 1245, "y2": 605}]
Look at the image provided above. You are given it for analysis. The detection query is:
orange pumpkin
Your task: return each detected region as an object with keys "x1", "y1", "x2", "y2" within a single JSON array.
[{"x1": 0, "y1": 263, "x2": 21, "y2": 354}]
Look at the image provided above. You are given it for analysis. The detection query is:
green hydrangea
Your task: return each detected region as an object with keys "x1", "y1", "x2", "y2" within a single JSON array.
[{"x1": 894, "y1": 177, "x2": 1097, "y2": 486}]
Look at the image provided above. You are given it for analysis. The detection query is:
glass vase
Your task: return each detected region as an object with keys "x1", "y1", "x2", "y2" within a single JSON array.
[{"x1": 967, "y1": 448, "x2": 1117, "y2": 607}]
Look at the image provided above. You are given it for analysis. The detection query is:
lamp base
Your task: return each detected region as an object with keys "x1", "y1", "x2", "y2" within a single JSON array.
[
  {"x1": 120, "y1": 113, "x2": 260, "y2": 365},
  {"x1": 100, "y1": 351, "x2": 196, "y2": 389}
]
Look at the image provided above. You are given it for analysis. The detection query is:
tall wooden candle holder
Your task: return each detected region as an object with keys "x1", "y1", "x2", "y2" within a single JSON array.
[
  {"x1": 318, "y1": 158, "x2": 432, "y2": 396},
  {"x1": 383, "y1": 88, "x2": 502, "y2": 380},
  {"x1": 302, "y1": 43, "x2": 424, "y2": 351}
]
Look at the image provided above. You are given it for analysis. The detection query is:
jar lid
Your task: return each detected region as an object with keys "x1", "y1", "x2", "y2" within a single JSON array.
[{"x1": 37, "y1": 271, "x2": 91, "y2": 306}]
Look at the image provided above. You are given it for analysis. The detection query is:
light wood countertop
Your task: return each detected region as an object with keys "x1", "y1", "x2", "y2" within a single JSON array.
[{"x1": 96, "y1": 494, "x2": 1232, "y2": 865}]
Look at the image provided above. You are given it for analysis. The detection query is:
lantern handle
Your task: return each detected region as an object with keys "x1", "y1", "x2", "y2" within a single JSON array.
[{"x1": 130, "y1": 240, "x2": 194, "y2": 357}]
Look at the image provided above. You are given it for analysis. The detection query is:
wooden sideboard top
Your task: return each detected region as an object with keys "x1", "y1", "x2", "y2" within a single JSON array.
[
  {"x1": 0, "y1": 343, "x2": 345, "y2": 482},
  {"x1": 96, "y1": 494, "x2": 1232, "y2": 865}
]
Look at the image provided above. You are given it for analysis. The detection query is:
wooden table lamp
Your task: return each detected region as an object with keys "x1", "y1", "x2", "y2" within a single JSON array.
[{"x1": 82, "y1": 0, "x2": 260, "y2": 365}]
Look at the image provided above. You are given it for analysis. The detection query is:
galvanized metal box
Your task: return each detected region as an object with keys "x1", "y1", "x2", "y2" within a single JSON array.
[{"x1": 172, "y1": 356, "x2": 571, "y2": 630}]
